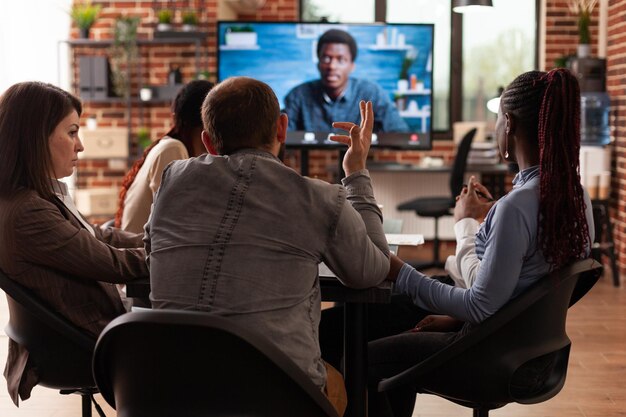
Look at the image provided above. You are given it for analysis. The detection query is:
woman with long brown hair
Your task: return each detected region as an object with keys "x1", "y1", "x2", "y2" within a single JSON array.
[
  {"x1": 367, "y1": 68, "x2": 595, "y2": 416},
  {"x1": 115, "y1": 80, "x2": 213, "y2": 232},
  {"x1": 0, "y1": 81, "x2": 148, "y2": 405}
]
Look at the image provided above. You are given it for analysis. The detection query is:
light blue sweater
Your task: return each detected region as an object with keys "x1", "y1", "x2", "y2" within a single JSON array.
[{"x1": 395, "y1": 166, "x2": 594, "y2": 324}]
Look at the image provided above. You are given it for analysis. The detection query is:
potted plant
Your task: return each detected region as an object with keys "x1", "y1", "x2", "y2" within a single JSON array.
[
  {"x1": 70, "y1": 1, "x2": 102, "y2": 38},
  {"x1": 139, "y1": 86, "x2": 153, "y2": 101},
  {"x1": 196, "y1": 70, "x2": 211, "y2": 80},
  {"x1": 157, "y1": 9, "x2": 173, "y2": 32},
  {"x1": 225, "y1": 25, "x2": 257, "y2": 47},
  {"x1": 181, "y1": 10, "x2": 198, "y2": 32},
  {"x1": 109, "y1": 16, "x2": 140, "y2": 98},
  {"x1": 136, "y1": 127, "x2": 152, "y2": 150},
  {"x1": 569, "y1": 0, "x2": 598, "y2": 58},
  {"x1": 397, "y1": 48, "x2": 417, "y2": 92}
]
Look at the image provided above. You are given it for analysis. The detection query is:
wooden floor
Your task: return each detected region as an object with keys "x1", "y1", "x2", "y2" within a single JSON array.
[{"x1": 0, "y1": 271, "x2": 624, "y2": 417}]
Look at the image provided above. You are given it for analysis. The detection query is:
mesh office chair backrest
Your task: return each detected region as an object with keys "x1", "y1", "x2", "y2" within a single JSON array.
[{"x1": 449, "y1": 128, "x2": 477, "y2": 198}]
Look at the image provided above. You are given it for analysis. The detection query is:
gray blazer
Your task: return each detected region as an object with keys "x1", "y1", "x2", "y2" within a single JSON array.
[{"x1": 0, "y1": 189, "x2": 148, "y2": 405}]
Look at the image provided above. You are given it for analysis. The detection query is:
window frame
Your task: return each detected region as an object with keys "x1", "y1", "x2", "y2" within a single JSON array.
[{"x1": 299, "y1": 0, "x2": 540, "y2": 139}]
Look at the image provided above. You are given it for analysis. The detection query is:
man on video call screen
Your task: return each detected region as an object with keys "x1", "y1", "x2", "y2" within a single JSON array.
[{"x1": 283, "y1": 29, "x2": 409, "y2": 133}]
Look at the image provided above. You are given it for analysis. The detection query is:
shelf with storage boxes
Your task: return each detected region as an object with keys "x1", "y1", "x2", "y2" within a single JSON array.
[
  {"x1": 61, "y1": 37, "x2": 206, "y2": 106},
  {"x1": 62, "y1": 33, "x2": 208, "y2": 220}
]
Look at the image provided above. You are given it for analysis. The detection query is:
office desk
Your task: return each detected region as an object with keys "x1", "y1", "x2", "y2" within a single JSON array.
[
  {"x1": 125, "y1": 274, "x2": 393, "y2": 417},
  {"x1": 368, "y1": 163, "x2": 511, "y2": 239},
  {"x1": 368, "y1": 162, "x2": 510, "y2": 199}
]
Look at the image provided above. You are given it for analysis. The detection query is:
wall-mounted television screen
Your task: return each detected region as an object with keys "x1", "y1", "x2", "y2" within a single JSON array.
[{"x1": 217, "y1": 21, "x2": 434, "y2": 150}]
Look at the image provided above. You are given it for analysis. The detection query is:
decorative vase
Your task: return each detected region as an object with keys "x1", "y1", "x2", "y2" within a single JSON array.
[
  {"x1": 397, "y1": 79, "x2": 409, "y2": 92},
  {"x1": 139, "y1": 87, "x2": 152, "y2": 101},
  {"x1": 79, "y1": 27, "x2": 90, "y2": 39},
  {"x1": 225, "y1": 32, "x2": 258, "y2": 47},
  {"x1": 577, "y1": 43, "x2": 591, "y2": 58},
  {"x1": 182, "y1": 24, "x2": 198, "y2": 32},
  {"x1": 157, "y1": 23, "x2": 172, "y2": 32}
]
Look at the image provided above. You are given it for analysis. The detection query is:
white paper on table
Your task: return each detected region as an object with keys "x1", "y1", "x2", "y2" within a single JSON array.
[
  {"x1": 318, "y1": 234, "x2": 424, "y2": 277},
  {"x1": 385, "y1": 234, "x2": 425, "y2": 246}
]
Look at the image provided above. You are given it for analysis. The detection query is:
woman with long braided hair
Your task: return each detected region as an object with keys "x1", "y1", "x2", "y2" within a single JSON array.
[
  {"x1": 115, "y1": 80, "x2": 213, "y2": 232},
  {"x1": 366, "y1": 68, "x2": 595, "y2": 417}
]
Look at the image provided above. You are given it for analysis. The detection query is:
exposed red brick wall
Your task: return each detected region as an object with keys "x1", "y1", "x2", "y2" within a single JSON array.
[{"x1": 606, "y1": 0, "x2": 626, "y2": 274}]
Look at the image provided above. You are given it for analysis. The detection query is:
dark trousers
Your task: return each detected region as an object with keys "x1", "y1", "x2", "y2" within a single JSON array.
[
  {"x1": 319, "y1": 294, "x2": 433, "y2": 371},
  {"x1": 318, "y1": 275, "x2": 455, "y2": 416},
  {"x1": 367, "y1": 330, "x2": 460, "y2": 417}
]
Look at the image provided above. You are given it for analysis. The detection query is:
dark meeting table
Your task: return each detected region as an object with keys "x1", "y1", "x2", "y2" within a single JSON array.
[{"x1": 126, "y1": 269, "x2": 393, "y2": 417}]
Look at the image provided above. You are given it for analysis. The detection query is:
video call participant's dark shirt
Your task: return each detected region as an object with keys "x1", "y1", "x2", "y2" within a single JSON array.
[{"x1": 284, "y1": 78, "x2": 410, "y2": 133}]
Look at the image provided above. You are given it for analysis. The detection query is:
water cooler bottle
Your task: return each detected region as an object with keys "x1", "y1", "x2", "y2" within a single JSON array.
[{"x1": 568, "y1": 57, "x2": 610, "y2": 146}]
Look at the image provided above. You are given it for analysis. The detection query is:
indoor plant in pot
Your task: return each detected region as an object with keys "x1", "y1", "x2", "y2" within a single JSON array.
[
  {"x1": 109, "y1": 16, "x2": 139, "y2": 99},
  {"x1": 181, "y1": 10, "x2": 198, "y2": 32},
  {"x1": 157, "y1": 9, "x2": 173, "y2": 32},
  {"x1": 569, "y1": 0, "x2": 598, "y2": 58},
  {"x1": 70, "y1": 1, "x2": 102, "y2": 38},
  {"x1": 224, "y1": 25, "x2": 257, "y2": 47}
]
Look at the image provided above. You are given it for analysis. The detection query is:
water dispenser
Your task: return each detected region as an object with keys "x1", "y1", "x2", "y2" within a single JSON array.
[{"x1": 580, "y1": 91, "x2": 610, "y2": 146}]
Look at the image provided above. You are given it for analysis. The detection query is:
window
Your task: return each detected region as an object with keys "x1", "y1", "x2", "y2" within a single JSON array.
[
  {"x1": 301, "y1": 0, "x2": 539, "y2": 136},
  {"x1": 0, "y1": 0, "x2": 71, "y2": 92},
  {"x1": 462, "y1": 0, "x2": 537, "y2": 125}
]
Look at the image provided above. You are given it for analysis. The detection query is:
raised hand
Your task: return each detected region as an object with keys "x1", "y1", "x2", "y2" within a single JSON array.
[{"x1": 329, "y1": 100, "x2": 374, "y2": 177}]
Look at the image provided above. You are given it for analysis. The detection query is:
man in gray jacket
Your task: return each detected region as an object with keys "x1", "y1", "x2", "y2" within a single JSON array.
[{"x1": 145, "y1": 76, "x2": 389, "y2": 415}]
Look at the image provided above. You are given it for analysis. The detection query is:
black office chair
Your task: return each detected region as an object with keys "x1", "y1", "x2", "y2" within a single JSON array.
[
  {"x1": 0, "y1": 270, "x2": 104, "y2": 417},
  {"x1": 378, "y1": 258, "x2": 603, "y2": 417},
  {"x1": 93, "y1": 310, "x2": 339, "y2": 417},
  {"x1": 397, "y1": 128, "x2": 476, "y2": 269}
]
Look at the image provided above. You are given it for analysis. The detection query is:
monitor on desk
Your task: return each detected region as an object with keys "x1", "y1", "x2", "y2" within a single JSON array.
[{"x1": 217, "y1": 21, "x2": 434, "y2": 151}]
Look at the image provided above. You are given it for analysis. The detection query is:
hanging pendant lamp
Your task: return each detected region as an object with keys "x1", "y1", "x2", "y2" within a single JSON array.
[{"x1": 453, "y1": 0, "x2": 494, "y2": 13}]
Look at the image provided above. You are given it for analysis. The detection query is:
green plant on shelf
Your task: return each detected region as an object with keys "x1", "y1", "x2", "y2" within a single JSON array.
[
  {"x1": 109, "y1": 16, "x2": 140, "y2": 98},
  {"x1": 226, "y1": 25, "x2": 255, "y2": 33},
  {"x1": 196, "y1": 70, "x2": 211, "y2": 80},
  {"x1": 554, "y1": 54, "x2": 575, "y2": 68},
  {"x1": 70, "y1": 1, "x2": 102, "y2": 38},
  {"x1": 157, "y1": 9, "x2": 173, "y2": 24},
  {"x1": 136, "y1": 127, "x2": 152, "y2": 150},
  {"x1": 568, "y1": 0, "x2": 597, "y2": 45},
  {"x1": 399, "y1": 48, "x2": 418, "y2": 80},
  {"x1": 182, "y1": 10, "x2": 198, "y2": 26}
]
